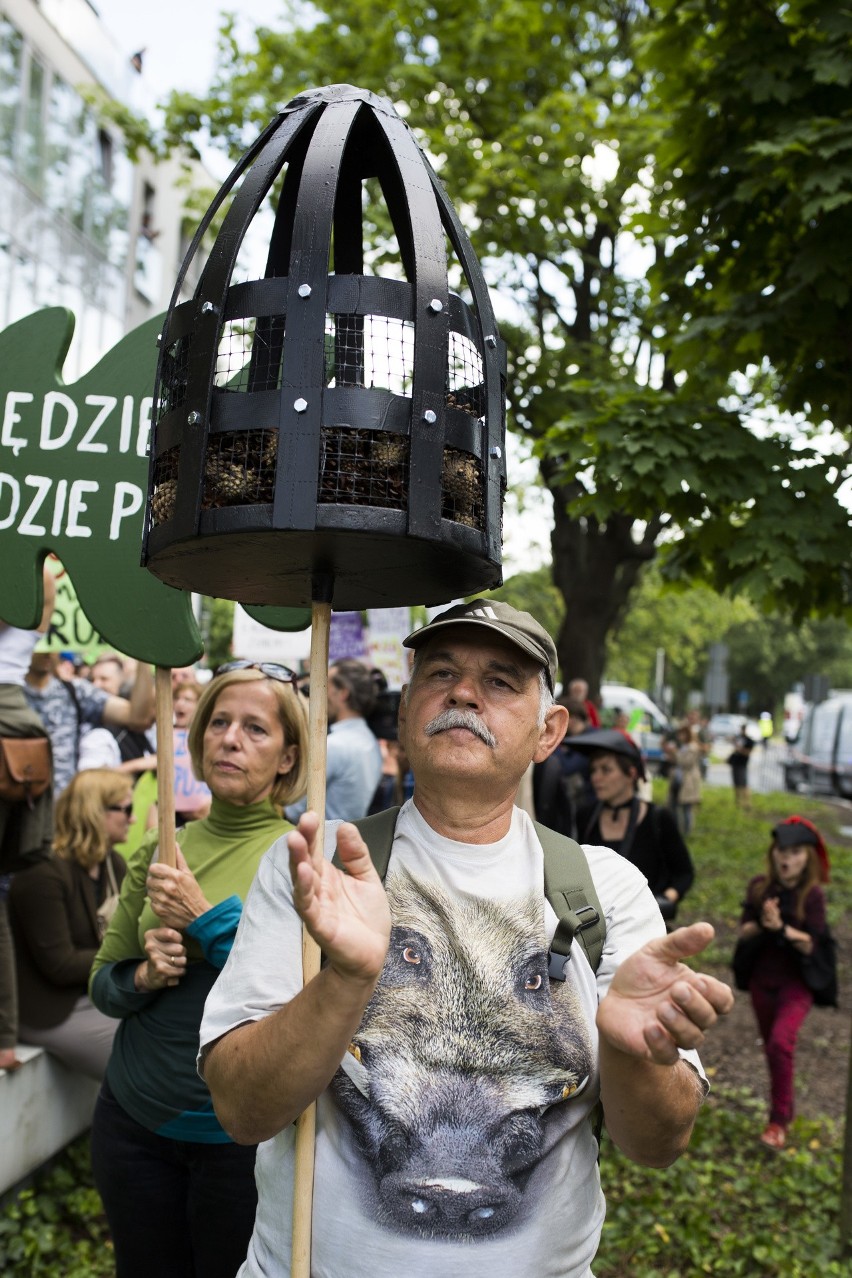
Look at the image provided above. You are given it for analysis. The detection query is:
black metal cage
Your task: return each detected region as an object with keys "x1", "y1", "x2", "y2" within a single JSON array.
[{"x1": 143, "y1": 85, "x2": 507, "y2": 610}]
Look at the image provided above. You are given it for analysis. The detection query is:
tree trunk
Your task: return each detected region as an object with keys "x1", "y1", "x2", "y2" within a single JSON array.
[{"x1": 547, "y1": 475, "x2": 662, "y2": 699}]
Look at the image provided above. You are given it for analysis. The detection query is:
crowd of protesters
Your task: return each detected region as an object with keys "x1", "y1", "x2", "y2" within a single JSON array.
[
  {"x1": 0, "y1": 614, "x2": 828, "y2": 1276},
  {"x1": 0, "y1": 640, "x2": 409, "y2": 1080}
]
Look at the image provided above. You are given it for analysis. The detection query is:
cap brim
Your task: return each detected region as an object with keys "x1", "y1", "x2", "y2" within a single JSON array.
[
  {"x1": 773, "y1": 824, "x2": 818, "y2": 849},
  {"x1": 565, "y1": 729, "x2": 646, "y2": 778},
  {"x1": 403, "y1": 617, "x2": 553, "y2": 688}
]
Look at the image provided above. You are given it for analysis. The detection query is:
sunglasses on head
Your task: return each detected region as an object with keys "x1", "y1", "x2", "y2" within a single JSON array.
[
  {"x1": 107, "y1": 804, "x2": 134, "y2": 817},
  {"x1": 214, "y1": 660, "x2": 300, "y2": 690}
]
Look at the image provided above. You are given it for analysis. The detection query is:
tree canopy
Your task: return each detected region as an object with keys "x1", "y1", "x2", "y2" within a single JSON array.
[
  {"x1": 497, "y1": 561, "x2": 852, "y2": 714},
  {"x1": 645, "y1": 0, "x2": 852, "y2": 428},
  {"x1": 144, "y1": 0, "x2": 852, "y2": 688}
]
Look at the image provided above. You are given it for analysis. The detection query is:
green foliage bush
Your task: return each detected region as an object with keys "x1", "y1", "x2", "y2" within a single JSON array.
[
  {"x1": 0, "y1": 1139, "x2": 113, "y2": 1276},
  {"x1": 597, "y1": 1088, "x2": 844, "y2": 1277}
]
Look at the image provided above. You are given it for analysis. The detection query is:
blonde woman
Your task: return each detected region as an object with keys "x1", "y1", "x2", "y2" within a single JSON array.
[
  {"x1": 89, "y1": 663, "x2": 308, "y2": 1278},
  {"x1": 9, "y1": 769, "x2": 131, "y2": 1078}
]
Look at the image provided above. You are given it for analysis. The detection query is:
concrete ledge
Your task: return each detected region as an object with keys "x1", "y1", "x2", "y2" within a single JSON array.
[{"x1": 0, "y1": 1045, "x2": 99, "y2": 1198}]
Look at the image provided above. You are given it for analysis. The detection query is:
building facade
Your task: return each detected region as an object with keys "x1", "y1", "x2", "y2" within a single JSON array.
[{"x1": 0, "y1": 0, "x2": 207, "y2": 378}]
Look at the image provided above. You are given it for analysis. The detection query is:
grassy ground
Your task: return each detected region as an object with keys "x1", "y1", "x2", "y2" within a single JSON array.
[
  {"x1": 595, "y1": 783, "x2": 852, "y2": 1276},
  {"x1": 2, "y1": 786, "x2": 849, "y2": 1275},
  {"x1": 597, "y1": 1094, "x2": 844, "y2": 1277}
]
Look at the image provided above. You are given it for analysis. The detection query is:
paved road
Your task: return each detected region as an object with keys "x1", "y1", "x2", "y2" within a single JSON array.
[
  {"x1": 704, "y1": 744, "x2": 852, "y2": 833},
  {"x1": 705, "y1": 740, "x2": 787, "y2": 795}
]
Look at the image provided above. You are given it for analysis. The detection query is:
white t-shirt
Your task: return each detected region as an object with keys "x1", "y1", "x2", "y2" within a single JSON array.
[
  {"x1": 0, "y1": 624, "x2": 41, "y2": 685},
  {"x1": 200, "y1": 802, "x2": 688, "y2": 1278},
  {"x1": 78, "y1": 725, "x2": 122, "y2": 771}
]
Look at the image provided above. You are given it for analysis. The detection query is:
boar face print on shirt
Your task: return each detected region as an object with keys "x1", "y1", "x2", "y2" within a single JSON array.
[{"x1": 331, "y1": 868, "x2": 595, "y2": 1241}]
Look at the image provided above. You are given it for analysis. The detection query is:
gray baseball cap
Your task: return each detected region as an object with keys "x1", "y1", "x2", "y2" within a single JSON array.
[{"x1": 403, "y1": 599, "x2": 557, "y2": 691}]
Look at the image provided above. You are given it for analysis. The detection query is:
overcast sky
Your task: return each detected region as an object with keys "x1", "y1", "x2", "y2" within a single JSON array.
[
  {"x1": 93, "y1": 0, "x2": 285, "y2": 99},
  {"x1": 91, "y1": 0, "x2": 550, "y2": 571}
]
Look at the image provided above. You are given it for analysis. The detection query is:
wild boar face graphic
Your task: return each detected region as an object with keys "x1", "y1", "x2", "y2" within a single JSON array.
[{"x1": 331, "y1": 870, "x2": 594, "y2": 1240}]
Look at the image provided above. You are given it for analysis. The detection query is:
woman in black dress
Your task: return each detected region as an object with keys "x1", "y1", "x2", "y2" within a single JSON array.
[{"x1": 570, "y1": 728, "x2": 694, "y2": 921}]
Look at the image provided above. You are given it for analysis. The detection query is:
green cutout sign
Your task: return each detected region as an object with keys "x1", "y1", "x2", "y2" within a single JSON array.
[
  {"x1": 0, "y1": 308, "x2": 202, "y2": 665},
  {"x1": 0, "y1": 308, "x2": 310, "y2": 660}
]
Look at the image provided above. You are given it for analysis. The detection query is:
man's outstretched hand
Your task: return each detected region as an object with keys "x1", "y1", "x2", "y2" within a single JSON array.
[
  {"x1": 597, "y1": 922, "x2": 734, "y2": 1065},
  {"x1": 288, "y1": 812, "x2": 391, "y2": 986}
]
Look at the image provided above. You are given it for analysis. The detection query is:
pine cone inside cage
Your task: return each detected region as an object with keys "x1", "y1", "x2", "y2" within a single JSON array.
[
  {"x1": 442, "y1": 448, "x2": 481, "y2": 528},
  {"x1": 446, "y1": 384, "x2": 486, "y2": 418},
  {"x1": 260, "y1": 431, "x2": 278, "y2": 467},
  {"x1": 317, "y1": 427, "x2": 408, "y2": 511},
  {"x1": 249, "y1": 430, "x2": 278, "y2": 501},
  {"x1": 202, "y1": 458, "x2": 257, "y2": 508},
  {"x1": 151, "y1": 479, "x2": 177, "y2": 525},
  {"x1": 371, "y1": 431, "x2": 407, "y2": 467}
]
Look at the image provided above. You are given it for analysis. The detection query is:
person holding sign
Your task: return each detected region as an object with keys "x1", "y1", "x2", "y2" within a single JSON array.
[
  {"x1": 0, "y1": 564, "x2": 55, "y2": 1072},
  {"x1": 199, "y1": 600, "x2": 731, "y2": 1278},
  {"x1": 89, "y1": 663, "x2": 308, "y2": 1278}
]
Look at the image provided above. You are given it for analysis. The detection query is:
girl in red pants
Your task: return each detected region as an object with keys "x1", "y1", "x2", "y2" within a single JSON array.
[{"x1": 738, "y1": 817, "x2": 830, "y2": 1149}]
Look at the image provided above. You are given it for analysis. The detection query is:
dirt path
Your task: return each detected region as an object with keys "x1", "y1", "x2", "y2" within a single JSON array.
[
  {"x1": 700, "y1": 972, "x2": 850, "y2": 1125},
  {"x1": 700, "y1": 914, "x2": 851, "y2": 1127}
]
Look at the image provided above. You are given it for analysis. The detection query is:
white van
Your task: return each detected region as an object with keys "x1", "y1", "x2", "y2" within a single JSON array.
[
  {"x1": 599, "y1": 684, "x2": 672, "y2": 769},
  {"x1": 784, "y1": 693, "x2": 852, "y2": 798}
]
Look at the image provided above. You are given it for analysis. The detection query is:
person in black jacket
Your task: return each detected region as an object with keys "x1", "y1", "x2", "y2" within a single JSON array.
[
  {"x1": 9, "y1": 768, "x2": 130, "y2": 1078},
  {"x1": 532, "y1": 698, "x2": 595, "y2": 838},
  {"x1": 570, "y1": 728, "x2": 694, "y2": 922},
  {"x1": 729, "y1": 723, "x2": 755, "y2": 809}
]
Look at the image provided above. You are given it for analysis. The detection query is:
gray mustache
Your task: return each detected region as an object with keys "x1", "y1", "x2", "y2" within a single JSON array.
[{"x1": 424, "y1": 708, "x2": 497, "y2": 749}]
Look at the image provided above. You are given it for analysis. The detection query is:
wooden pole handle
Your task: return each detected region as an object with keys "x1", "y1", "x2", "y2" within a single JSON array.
[
  {"x1": 155, "y1": 666, "x2": 177, "y2": 869},
  {"x1": 291, "y1": 598, "x2": 332, "y2": 1278}
]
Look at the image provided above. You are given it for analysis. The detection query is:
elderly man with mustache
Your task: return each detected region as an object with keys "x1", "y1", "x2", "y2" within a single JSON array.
[{"x1": 199, "y1": 599, "x2": 733, "y2": 1278}]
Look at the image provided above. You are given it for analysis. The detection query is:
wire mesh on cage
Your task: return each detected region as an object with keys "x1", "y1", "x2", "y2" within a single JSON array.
[{"x1": 143, "y1": 84, "x2": 507, "y2": 610}]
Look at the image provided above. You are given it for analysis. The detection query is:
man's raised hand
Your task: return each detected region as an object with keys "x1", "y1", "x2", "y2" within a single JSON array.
[
  {"x1": 597, "y1": 922, "x2": 734, "y2": 1066},
  {"x1": 288, "y1": 812, "x2": 391, "y2": 986}
]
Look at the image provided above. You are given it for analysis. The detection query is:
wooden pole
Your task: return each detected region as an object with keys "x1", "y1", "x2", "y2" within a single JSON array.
[
  {"x1": 155, "y1": 665, "x2": 177, "y2": 869},
  {"x1": 291, "y1": 593, "x2": 332, "y2": 1278}
]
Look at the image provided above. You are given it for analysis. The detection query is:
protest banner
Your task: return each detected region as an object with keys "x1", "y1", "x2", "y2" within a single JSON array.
[{"x1": 0, "y1": 308, "x2": 202, "y2": 665}]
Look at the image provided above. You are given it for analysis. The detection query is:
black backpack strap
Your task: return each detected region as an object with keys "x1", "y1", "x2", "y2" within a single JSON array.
[
  {"x1": 534, "y1": 820, "x2": 605, "y2": 978},
  {"x1": 341, "y1": 806, "x2": 401, "y2": 876}
]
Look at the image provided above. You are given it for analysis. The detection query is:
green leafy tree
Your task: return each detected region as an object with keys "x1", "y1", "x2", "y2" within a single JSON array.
[
  {"x1": 604, "y1": 565, "x2": 852, "y2": 713},
  {"x1": 604, "y1": 569, "x2": 752, "y2": 705},
  {"x1": 645, "y1": 0, "x2": 852, "y2": 428},
  {"x1": 724, "y1": 613, "x2": 852, "y2": 714},
  {"x1": 200, "y1": 596, "x2": 235, "y2": 669},
  {"x1": 151, "y1": 0, "x2": 850, "y2": 692}
]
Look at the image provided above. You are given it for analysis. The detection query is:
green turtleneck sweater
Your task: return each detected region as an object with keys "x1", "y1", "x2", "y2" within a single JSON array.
[{"x1": 90, "y1": 795, "x2": 290, "y2": 1141}]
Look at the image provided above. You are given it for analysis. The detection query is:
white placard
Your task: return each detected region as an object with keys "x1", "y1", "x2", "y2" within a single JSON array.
[
  {"x1": 232, "y1": 605, "x2": 312, "y2": 666},
  {"x1": 366, "y1": 606, "x2": 412, "y2": 690}
]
